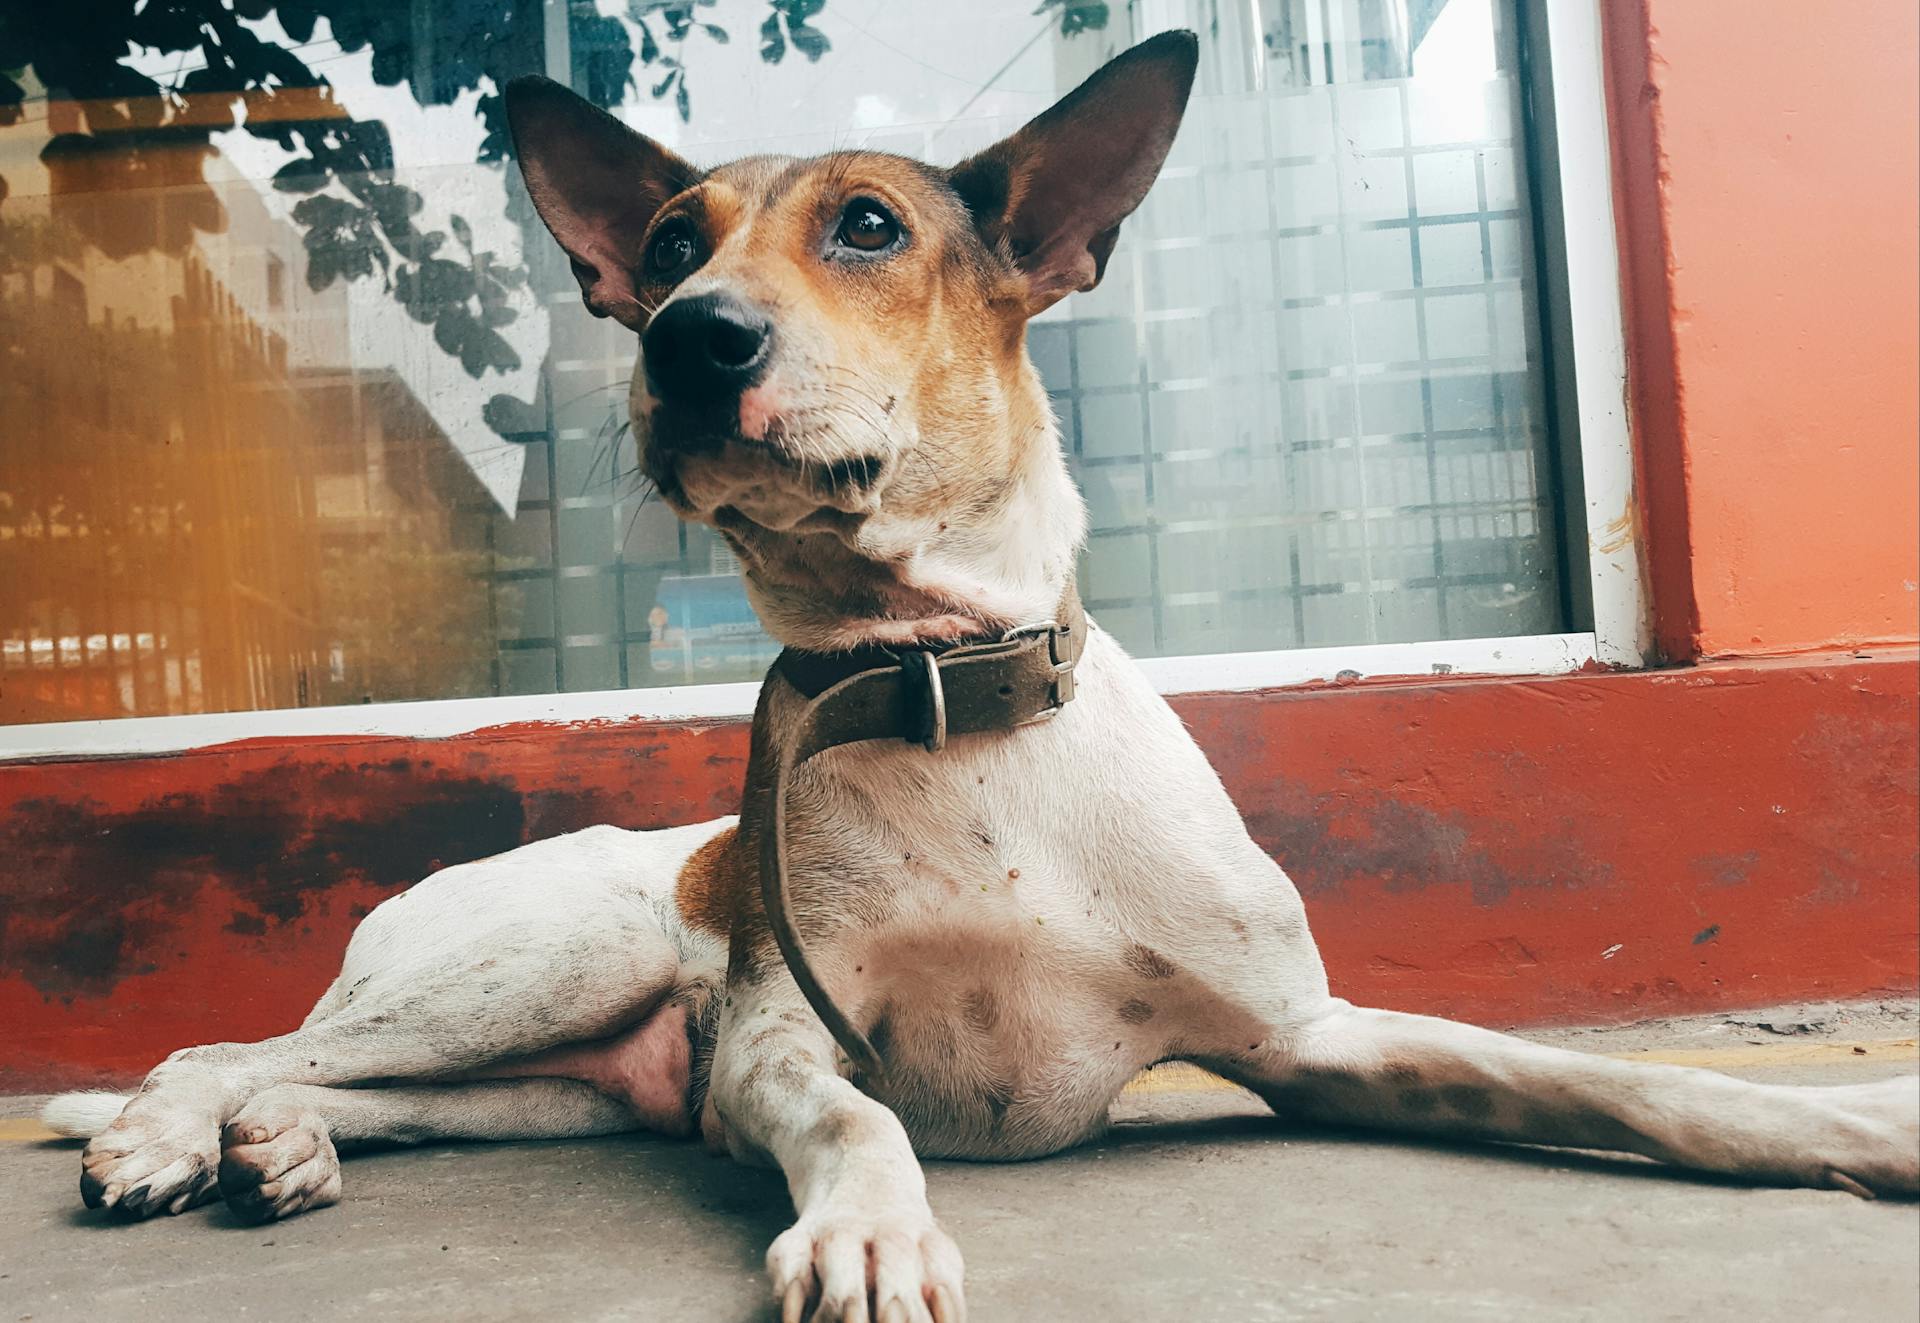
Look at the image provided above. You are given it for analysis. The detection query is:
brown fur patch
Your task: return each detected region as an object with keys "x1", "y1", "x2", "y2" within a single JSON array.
[
  {"x1": 1313, "y1": 1068, "x2": 1368, "y2": 1093},
  {"x1": 1125, "y1": 944, "x2": 1176, "y2": 980},
  {"x1": 675, "y1": 826, "x2": 744, "y2": 939},
  {"x1": 813, "y1": 1109, "x2": 864, "y2": 1147},
  {"x1": 1440, "y1": 1084, "x2": 1496, "y2": 1121},
  {"x1": 961, "y1": 988, "x2": 1000, "y2": 1035},
  {"x1": 1117, "y1": 999, "x2": 1156, "y2": 1025},
  {"x1": 1398, "y1": 1087, "x2": 1439, "y2": 1115}
]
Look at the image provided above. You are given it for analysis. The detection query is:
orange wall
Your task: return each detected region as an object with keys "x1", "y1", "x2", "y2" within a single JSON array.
[{"x1": 1609, "y1": 0, "x2": 1920, "y2": 660}]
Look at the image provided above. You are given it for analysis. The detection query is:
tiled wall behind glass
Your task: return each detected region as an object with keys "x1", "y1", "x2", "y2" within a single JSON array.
[{"x1": 1047, "y1": 0, "x2": 1562, "y2": 658}]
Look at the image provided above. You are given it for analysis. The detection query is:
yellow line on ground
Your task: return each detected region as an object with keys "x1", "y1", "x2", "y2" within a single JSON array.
[
  {"x1": 4, "y1": 1039, "x2": 1913, "y2": 1141},
  {"x1": 1595, "y1": 1038, "x2": 1918, "y2": 1070}
]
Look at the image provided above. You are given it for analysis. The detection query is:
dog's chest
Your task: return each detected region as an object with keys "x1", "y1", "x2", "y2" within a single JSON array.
[
  {"x1": 789, "y1": 755, "x2": 1202, "y2": 1159},
  {"x1": 848, "y1": 908, "x2": 1184, "y2": 1159},
  {"x1": 765, "y1": 631, "x2": 1279, "y2": 1158}
]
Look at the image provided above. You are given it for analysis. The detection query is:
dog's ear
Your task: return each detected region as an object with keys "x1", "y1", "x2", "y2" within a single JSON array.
[
  {"x1": 504, "y1": 75, "x2": 701, "y2": 330},
  {"x1": 949, "y1": 31, "x2": 1198, "y2": 316}
]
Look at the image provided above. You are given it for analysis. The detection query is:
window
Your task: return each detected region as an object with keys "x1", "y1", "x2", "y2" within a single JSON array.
[
  {"x1": 0, "y1": 0, "x2": 1634, "y2": 738},
  {"x1": 1048, "y1": 0, "x2": 1564, "y2": 657}
]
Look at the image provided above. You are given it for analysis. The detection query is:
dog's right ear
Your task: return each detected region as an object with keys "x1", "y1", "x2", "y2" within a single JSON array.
[
  {"x1": 504, "y1": 76, "x2": 701, "y2": 330},
  {"x1": 949, "y1": 31, "x2": 1198, "y2": 316}
]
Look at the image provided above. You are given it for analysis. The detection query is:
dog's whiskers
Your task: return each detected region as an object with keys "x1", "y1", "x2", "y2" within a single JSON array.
[{"x1": 620, "y1": 473, "x2": 661, "y2": 551}]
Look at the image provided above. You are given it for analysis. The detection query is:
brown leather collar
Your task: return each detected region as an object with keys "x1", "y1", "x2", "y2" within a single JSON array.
[
  {"x1": 759, "y1": 592, "x2": 1086, "y2": 1077},
  {"x1": 771, "y1": 593, "x2": 1086, "y2": 754}
]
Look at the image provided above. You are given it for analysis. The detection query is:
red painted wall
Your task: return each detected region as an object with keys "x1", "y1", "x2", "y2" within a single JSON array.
[
  {"x1": 1607, "y1": 0, "x2": 1920, "y2": 660},
  {"x1": 4, "y1": 653, "x2": 1914, "y2": 1091}
]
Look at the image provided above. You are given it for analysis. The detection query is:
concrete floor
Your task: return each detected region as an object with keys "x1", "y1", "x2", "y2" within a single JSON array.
[{"x1": 3, "y1": 1006, "x2": 1916, "y2": 1322}]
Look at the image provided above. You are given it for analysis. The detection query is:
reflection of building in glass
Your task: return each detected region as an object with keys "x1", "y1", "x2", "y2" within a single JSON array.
[
  {"x1": 0, "y1": 101, "x2": 498, "y2": 723},
  {"x1": 293, "y1": 368, "x2": 504, "y2": 707}
]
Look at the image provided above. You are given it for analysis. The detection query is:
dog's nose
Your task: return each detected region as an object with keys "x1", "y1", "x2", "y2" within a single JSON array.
[{"x1": 642, "y1": 293, "x2": 773, "y2": 407}]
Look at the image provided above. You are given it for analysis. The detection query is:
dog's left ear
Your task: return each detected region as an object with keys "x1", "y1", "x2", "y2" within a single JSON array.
[
  {"x1": 504, "y1": 75, "x2": 702, "y2": 330},
  {"x1": 950, "y1": 30, "x2": 1198, "y2": 316}
]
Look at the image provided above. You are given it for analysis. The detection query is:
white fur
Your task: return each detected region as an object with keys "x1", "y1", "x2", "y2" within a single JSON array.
[{"x1": 41, "y1": 1090, "x2": 132, "y2": 1139}]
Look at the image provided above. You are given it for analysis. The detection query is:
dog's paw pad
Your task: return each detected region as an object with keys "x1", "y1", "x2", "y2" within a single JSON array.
[{"x1": 217, "y1": 1100, "x2": 342, "y2": 1224}]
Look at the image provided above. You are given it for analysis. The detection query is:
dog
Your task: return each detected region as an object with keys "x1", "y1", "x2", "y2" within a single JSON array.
[{"x1": 45, "y1": 32, "x2": 1919, "y2": 1323}]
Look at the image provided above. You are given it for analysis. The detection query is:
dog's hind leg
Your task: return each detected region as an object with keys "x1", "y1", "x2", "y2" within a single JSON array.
[
  {"x1": 68, "y1": 821, "x2": 728, "y2": 1219},
  {"x1": 1201, "y1": 999, "x2": 1920, "y2": 1196},
  {"x1": 1151, "y1": 843, "x2": 1917, "y2": 1196},
  {"x1": 213, "y1": 1078, "x2": 642, "y2": 1223}
]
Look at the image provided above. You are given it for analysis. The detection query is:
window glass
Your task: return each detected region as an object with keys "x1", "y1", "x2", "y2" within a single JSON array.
[{"x1": 0, "y1": 0, "x2": 1564, "y2": 725}]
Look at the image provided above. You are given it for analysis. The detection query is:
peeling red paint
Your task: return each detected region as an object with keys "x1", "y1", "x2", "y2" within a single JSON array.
[
  {"x1": 2, "y1": 654, "x2": 1915, "y2": 1091},
  {"x1": 0, "y1": 720, "x2": 748, "y2": 1090},
  {"x1": 1180, "y1": 652, "x2": 1918, "y2": 1029}
]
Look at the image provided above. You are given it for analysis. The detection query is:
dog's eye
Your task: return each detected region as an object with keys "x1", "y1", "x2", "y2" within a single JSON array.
[
  {"x1": 835, "y1": 200, "x2": 901, "y2": 254},
  {"x1": 646, "y1": 220, "x2": 699, "y2": 277}
]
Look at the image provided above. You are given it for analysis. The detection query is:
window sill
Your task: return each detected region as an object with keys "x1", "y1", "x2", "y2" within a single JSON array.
[{"x1": 0, "y1": 632, "x2": 1600, "y2": 762}]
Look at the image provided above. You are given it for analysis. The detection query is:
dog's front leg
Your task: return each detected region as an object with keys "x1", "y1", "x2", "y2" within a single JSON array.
[{"x1": 709, "y1": 976, "x2": 963, "y2": 1323}]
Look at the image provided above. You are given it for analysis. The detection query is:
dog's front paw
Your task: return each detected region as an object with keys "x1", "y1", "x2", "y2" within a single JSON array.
[
  {"x1": 767, "y1": 1207, "x2": 965, "y2": 1323},
  {"x1": 80, "y1": 1102, "x2": 221, "y2": 1218},
  {"x1": 217, "y1": 1094, "x2": 343, "y2": 1224}
]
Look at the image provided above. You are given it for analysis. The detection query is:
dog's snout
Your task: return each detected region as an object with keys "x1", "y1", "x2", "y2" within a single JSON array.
[{"x1": 643, "y1": 293, "x2": 773, "y2": 408}]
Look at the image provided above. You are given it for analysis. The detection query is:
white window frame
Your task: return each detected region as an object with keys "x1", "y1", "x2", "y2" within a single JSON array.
[{"x1": 0, "y1": 0, "x2": 1644, "y2": 764}]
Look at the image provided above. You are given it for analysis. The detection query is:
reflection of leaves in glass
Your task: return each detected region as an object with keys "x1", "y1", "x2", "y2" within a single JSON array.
[
  {"x1": 759, "y1": 0, "x2": 832, "y2": 65},
  {"x1": 0, "y1": 1, "x2": 837, "y2": 386},
  {"x1": 1032, "y1": 1, "x2": 1110, "y2": 38},
  {"x1": 4, "y1": 2, "x2": 1102, "y2": 405},
  {"x1": 392, "y1": 215, "x2": 527, "y2": 376},
  {"x1": 294, "y1": 193, "x2": 385, "y2": 287}
]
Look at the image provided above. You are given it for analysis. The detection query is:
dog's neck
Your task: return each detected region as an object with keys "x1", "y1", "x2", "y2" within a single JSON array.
[{"x1": 718, "y1": 409, "x2": 1088, "y2": 653}]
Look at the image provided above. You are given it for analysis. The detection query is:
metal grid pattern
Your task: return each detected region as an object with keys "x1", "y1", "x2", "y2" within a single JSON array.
[
  {"x1": 466, "y1": 298, "x2": 784, "y2": 695},
  {"x1": 1046, "y1": 0, "x2": 1563, "y2": 658}
]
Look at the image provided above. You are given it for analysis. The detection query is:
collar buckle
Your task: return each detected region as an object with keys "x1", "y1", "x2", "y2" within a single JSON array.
[
  {"x1": 894, "y1": 614, "x2": 1080, "y2": 754},
  {"x1": 1000, "y1": 618, "x2": 1078, "y2": 719}
]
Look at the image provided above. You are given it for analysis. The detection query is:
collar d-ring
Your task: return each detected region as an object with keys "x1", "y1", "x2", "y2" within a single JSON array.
[{"x1": 913, "y1": 650, "x2": 947, "y2": 753}]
